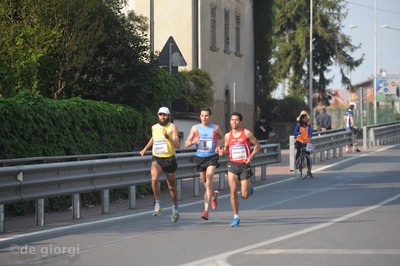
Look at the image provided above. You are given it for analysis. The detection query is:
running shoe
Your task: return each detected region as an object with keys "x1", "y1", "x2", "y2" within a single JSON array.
[
  {"x1": 230, "y1": 217, "x2": 240, "y2": 227},
  {"x1": 249, "y1": 183, "x2": 254, "y2": 196},
  {"x1": 152, "y1": 204, "x2": 162, "y2": 216},
  {"x1": 308, "y1": 172, "x2": 314, "y2": 178},
  {"x1": 211, "y1": 191, "x2": 219, "y2": 210},
  {"x1": 171, "y1": 210, "x2": 179, "y2": 222},
  {"x1": 201, "y1": 210, "x2": 209, "y2": 220}
]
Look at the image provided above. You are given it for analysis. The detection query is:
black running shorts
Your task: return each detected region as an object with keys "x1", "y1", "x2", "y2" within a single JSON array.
[
  {"x1": 195, "y1": 154, "x2": 219, "y2": 172},
  {"x1": 227, "y1": 161, "x2": 253, "y2": 181},
  {"x1": 151, "y1": 156, "x2": 177, "y2": 173}
]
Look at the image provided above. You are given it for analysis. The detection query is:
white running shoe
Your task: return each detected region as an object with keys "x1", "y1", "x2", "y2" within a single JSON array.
[
  {"x1": 153, "y1": 204, "x2": 162, "y2": 216},
  {"x1": 171, "y1": 210, "x2": 179, "y2": 222}
]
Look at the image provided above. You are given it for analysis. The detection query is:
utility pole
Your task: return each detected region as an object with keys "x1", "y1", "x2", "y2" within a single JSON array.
[
  {"x1": 373, "y1": 0, "x2": 377, "y2": 124},
  {"x1": 309, "y1": 0, "x2": 313, "y2": 125},
  {"x1": 150, "y1": 0, "x2": 154, "y2": 60}
]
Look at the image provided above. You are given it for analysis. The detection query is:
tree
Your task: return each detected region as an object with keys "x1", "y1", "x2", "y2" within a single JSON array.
[
  {"x1": 253, "y1": 0, "x2": 275, "y2": 108},
  {"x1": 271, "y1": 0, "x2": 364, "y2": 106},
  {"x1": 0, "y1": 0, "x2": 61, "y2": 97},
  {"x1": 178, "y1": 69, "x2": 214, "y2": 113},
  {"x1": 0, "y1": 0, "x2": 111, "y2": 99},
  {"x1": 0, "y1": 0, "x2": 177, "y2": 111}
]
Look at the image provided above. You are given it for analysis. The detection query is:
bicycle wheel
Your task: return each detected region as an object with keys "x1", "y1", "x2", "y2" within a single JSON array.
[{"x1": 295, "y1": 154, "x2": 312, "y2": 179}]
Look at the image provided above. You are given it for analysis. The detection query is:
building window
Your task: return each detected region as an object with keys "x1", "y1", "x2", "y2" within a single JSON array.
[
  {"x1": 224, "y1": 9, "x2": 231, "y2": 54},
  {"x1": 235, "y1": 13, "x2": 243, "y2": 57},
  {"x1": 210, "y1": 5, "x2": 219, "y2": 51}
]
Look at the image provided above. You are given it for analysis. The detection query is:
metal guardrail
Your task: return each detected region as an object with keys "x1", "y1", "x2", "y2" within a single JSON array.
[
  {"x1": 289, "y1": 121, "x2": 400, "y2": 171},
  {"x1": 0, "y1": 143, "x2": 281, "y2": 233},
  {"x1": 0, "y1": 151, "x2": 147, "y2": 167},
  {"x1": 362, "y1": 121, "x2": 400, "y2": 149},
  {"x1": 0, "y1": 146, "x2": 205, "y2": 167}
]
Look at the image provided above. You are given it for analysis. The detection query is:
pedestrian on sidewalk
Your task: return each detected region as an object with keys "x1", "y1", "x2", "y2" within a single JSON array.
[
  {"x1": 184, "y1": 108, "x2": 224, "y2": 221},
  {"x1": 139, "y1": 107, "x2": 181, "y2": 222},
  {"x1": 254, "y1": 113, "x2": 273, "y2": 142},
  {"x1": 316, "y1": 107, "x2": 332, "y2": 132},
  {"x1": 218, "y1": 112, "x2": 260, "y2": 227}
]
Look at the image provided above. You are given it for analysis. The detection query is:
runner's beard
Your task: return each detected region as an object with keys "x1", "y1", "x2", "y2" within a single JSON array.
[{"x1": 158, "y1": 117, "x2": 170, "y2": 126}]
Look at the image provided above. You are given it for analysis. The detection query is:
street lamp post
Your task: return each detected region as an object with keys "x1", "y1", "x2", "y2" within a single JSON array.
[
  {"x1": 381, "y1": 24, "x2": 400, "y2": 115},
  {"x1": 349, "y1": 25, "x2": 358, "y2": 104},
  {"x1": 373, "y1": 0, "x2": 377, "y2": 125},
  {"x1": 150, "y1": 0, "x2": 154, "y2": 57}
]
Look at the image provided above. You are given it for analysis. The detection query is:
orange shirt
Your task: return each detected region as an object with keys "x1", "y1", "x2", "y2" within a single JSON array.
[{"x1": 294, "y1": 123, "x2": 312, "y2": 144}]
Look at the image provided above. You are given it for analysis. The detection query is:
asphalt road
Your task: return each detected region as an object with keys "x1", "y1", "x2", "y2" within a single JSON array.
[{"x1": 1, "y1": 144, "x2": 400, "y2": 266}]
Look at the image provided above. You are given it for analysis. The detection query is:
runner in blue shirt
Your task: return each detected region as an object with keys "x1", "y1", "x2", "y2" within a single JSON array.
[{"x1": 185, "y1": 108, "x2": 224, "y2": 221}]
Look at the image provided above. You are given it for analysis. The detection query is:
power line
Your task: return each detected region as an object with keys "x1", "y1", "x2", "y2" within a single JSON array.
[{"x1": 348, "y1": 1, "x2": 400, "y2": 15}]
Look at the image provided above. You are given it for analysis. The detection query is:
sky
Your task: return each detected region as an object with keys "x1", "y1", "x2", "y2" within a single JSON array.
[{"x1": 330, "y1": 0, "x2": 400, "y2": 89}]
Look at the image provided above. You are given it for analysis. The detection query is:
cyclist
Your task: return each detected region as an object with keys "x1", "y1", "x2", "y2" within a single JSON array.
[{"x1": 293, "y1": 113, "x2": 313, "y2": 178}]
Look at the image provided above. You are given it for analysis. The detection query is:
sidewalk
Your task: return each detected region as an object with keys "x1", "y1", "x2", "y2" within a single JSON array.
[{"x1": 1, "y1": 144, "x2": 364, "y2": 234}]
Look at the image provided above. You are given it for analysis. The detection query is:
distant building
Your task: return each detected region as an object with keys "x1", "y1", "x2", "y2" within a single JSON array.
[
  {"x1": 329, "y1": 89, "x2": 350, "y2": 107},
  {"x1": 354, "y1": 74, "x2": 399, "y2": 126},
  {"x1": 329, "y1": 74, "x2": 399, "y2": 126}
]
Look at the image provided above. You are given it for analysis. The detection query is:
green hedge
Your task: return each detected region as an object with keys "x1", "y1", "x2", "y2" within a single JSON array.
[{"x1": 0, "y1": 92, "x2": 155, "y2": 159}]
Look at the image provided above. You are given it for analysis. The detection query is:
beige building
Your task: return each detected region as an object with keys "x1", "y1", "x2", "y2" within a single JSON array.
[{"x1": 129, "y1": 0, "x2": 255, "y2": 138}]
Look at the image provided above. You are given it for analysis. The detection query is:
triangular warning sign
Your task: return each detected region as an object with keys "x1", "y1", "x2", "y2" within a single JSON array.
[{"x1": 158, "y1": 36, "x2": 187, "y2": 67}]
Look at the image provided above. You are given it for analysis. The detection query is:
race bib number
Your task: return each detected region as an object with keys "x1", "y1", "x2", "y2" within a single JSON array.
[
  {"x1": 198, "y1": 138, "x2": 212, "y2": 152},
  {"x1": 153, "y1": 140, "x2": 168, "y2": 155},
  {"x1": 231, "y1": 144, "x2": 247, "y2": 160}
]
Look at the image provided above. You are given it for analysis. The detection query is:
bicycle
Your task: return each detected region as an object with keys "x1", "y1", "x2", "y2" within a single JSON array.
[{"x1": 294, "y1": 136, "x2": 314, "y2": 179}]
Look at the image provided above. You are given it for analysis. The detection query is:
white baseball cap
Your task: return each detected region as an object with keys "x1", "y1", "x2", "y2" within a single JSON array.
[{"x1": 157, "y1": 107, "x2": 170, "y2": 115}]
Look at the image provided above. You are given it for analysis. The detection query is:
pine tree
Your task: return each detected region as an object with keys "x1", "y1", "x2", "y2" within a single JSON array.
[{"x1": 271, "y1": 0, "x2": 364, "y2": 106}]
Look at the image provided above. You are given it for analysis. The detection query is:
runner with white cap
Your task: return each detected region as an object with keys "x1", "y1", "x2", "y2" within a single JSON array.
[{"x1": 140, "y1": 107, "x2": 181, "y2": 222}]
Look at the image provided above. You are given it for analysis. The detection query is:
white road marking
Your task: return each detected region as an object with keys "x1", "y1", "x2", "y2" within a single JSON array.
[
  {"x1": 178, "y1": 193, "x2": 400, "y2": 266},
  {"x1": 246, "y1": 249, "x2": 400, "y2": 255}
]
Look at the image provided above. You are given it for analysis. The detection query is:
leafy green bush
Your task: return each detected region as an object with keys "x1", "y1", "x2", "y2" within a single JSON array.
[
  {"x1": 0, "y1": 92, "x2": 152, "y2": 159},
  {"x1": 177, "y1": 69, "x2": 214, "y2": 112}
]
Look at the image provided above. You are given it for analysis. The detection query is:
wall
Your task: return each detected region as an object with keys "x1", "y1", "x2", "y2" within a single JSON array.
[
  {"x1": 200, "y1": 0, "x2": 255, "y2": 131},
  {"x1": 173, "y1": 115, "x2": 199, "y2": 151}
]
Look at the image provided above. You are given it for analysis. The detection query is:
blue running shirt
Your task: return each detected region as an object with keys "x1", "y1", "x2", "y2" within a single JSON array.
[{"x1": 195, "y1": 124, "x2": 219, "y2": 158}]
